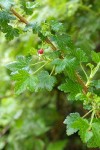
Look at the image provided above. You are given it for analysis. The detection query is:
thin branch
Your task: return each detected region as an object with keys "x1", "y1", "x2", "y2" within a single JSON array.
[
  {"x1": 30, "y1": 60, "x2": 46, "y2": 66},
  {"x1": 10, "y1": 7, "x2": 88, "y2": 94},
  {"x1": 75, "y1": 72, "x2": 88, "y2": 94},
  {"x1": 45, "y1": 37, "x2": 57, "y2": 51},
  {"x1": 0, "y1": 125, "x2": 10, "y2": 138},
  {"x1": 32, "y1": 61, "x2": 49, "y2": 75},
  {"x1": 10, "y1": 8, "x2": 57, "y2": 51},
  {"x1": 80, "y1": 63, "x2": 88, "y2": 80},
  {"x1": 88, "y1": 111, "x2": 95, "y2": 130},
  {"x1": 50, "y1": 66, "x2": 55, "y2": 76},
  {"x1": 10, "y1": 8, "x2": 29, "y2": 24},
  {"x1": 82, "y1": 109, "x2": 93, "y2": 118}
]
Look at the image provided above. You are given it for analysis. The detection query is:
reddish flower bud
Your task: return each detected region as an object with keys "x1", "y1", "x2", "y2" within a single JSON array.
[{"x1": 38, "y1": 49, "x2": 44, "y2": 54}]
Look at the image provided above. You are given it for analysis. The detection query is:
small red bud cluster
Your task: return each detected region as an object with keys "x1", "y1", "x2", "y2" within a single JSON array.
[{"x1": 38, "y1": 49, "x2": 44, "y2": 54}]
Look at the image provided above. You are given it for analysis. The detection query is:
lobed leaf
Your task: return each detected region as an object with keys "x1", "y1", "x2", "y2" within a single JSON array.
[
  {"x1": 52, "y1": 57, "x2": 78, "y2": 76},
  {"x1": 73, "y1": 48, "x2": 88, "y2": 62},
  {"x1": 72, "y1": 118, "x2": 93, "y2": 143},
  {"x1": 51, "y1": 33, "x2": 74, "y2": 52},
  {"x1": 87, "y1": 122, "x2": 100, "y2": 148},
  {"x1": 37, "y1": 71, "x2": 56, "y2": 91},
  {"x1": 6, "y1": 56, "x2": 32, "y2": 72},
  {"x1": 64, "y1": 113, "x2": 80, "y2": 135},
  {"x1": 12, "y1": 70, "x2": 38, "y2": 95},
  {"x1": 91, "y1": 51, "x2": 100, "y2": 64},
  {"x1": 58, "y1": 79, "x2": 82, "y2": 100}
]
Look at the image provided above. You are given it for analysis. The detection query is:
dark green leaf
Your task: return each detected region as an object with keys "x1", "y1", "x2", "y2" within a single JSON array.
[
  {"x1": 58, "y1": 79, "x2": 82, "y2": 100},
  {"x1": 51, "y1": 33, "x2": 74, "y2": 52},
  {"x1": 73, "y1": 48, "x2": 88, "y2": 62},
  {"x1": 12, "y1": 70, "x2": 38, "y2": 94},
  {"x1": 37, "y1": 71, "x2": 56, "y2": 91}
]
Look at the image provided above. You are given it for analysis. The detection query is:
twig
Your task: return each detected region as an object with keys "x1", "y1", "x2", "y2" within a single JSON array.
[
  {"x1": 50, "y1": 66, "x2": 55, "y2": 76},
  {"x1": 82, "y1": 109, "x2": 93, "y2": 118},
  {"x1": 30, "y1": 60, "x2": 46, "y2": 66},
  {"x1": 10, "y1": 8, "x2": 57, "y2": 51},
  {"x1": 45, "y1": 37, "x2": 57, "y2": 51},
  {"x1": 80, "y1": 63, "x2": 88, "y2": 80},
  {"x1": 75, "y1": 72, "x2": 88, "y2": 94},
  {"x1": 88, "y1": 111, "x2": 95, "y2": 130},
  {"x1": 10, "y1": 8, "x2": 29, "y2": 24},
  {"x1": 0, "y1": 125, "x2": 10, "y2": 138},
  {"x1": 32, "y1": 61, "x2": 49, "y2": 75},
  {"x1": 9, "y1": 7, "x2": 88, "y2": 94}
]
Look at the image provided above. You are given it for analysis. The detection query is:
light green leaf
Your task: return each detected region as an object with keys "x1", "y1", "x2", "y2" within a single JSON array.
[
  {"x1": 64, "y1": 113, "x2": 80, "y2": 135},
  {"x1": 87, "y1": 122, "x2": 100, "y2": 148},
  {"x1": 6, "y1": 56, "x2": 32, "y2": 72},
  {"x1": 26, "y1": 2, "x2": 39, "y2": 9},
  {"x1": 91, "y1": 51, "x2": 100, "y2": 63},
  {"x1": 72, "y1": 118, "x2": 93, "y2": 143}
]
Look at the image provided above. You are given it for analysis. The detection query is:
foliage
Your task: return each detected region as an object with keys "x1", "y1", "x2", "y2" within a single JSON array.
[{"x1": 0, "y1": 0, "x2": 100, "y2": 149}]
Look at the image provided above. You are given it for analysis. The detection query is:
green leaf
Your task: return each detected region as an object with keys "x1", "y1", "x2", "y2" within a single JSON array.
[
  {"x1": 6, "y1": 56, "x2": 32, "y2": 72},
  {"x1": 26, "y1": 2, "x2": 39, "y2": 9},
  {"x1": 87, "y1": 122, "x2": 100, "y2": 148},
  {"x1": 12, "y1": 70, "x2": 38, "y2": 94},
  {"x1": 73, "y1": 48, "x2": 88, "y2": 62},
  {"x1": 64, "y1": 113, "x2": 80, "y2": 135},
  {"x1": 47, "y1": 51, "x2": 61, "y2": 60},
  {"x1": 0, "y1": 11, "x2": 15, "y2": 25},
  {"x1": 0, "y1": 11, "x2": 19, "y2": 40},
  {"x1": 58, "y1": 79, "x2": 82, "y2": 100},
  {"x1": 91, "y1": 51, "x2": 100, "y2": 63},
  {"x1": 64, "y1": 58, "x2": 78, "y2": 80},
  {"x1": 49, "y1": 20, "x2": 65, "y2": 33},
  {"x1": 52, "y1": 58, "x2": 68, "y2": 73},
  {"x1": 92, "y1": 80, "x2": 100, "y2": 89},
  {"x1": 72, "y1": 118, "x2": 93, "y2": 143},
  {"x1": 75, "y1": 93, "x2": 87, "y2": 101},
  {"x1": 64, "y1": 114, "x2": 94, "y2": 144},
  {"x1": 5, "y1": 26, "x2": 19, "y2": 40},
  {"x1": 52, "y1": 57, "x2": 77, "y2": 75},
  {"x1": 51, "y1": 33, "x2": 74, "y2": 52},
  {"x1": 37, "y1": 71, "x2": 56, "y2": 91},
  {"x1": 20, "y1": 1, "x2": 33, "y2": 15}
]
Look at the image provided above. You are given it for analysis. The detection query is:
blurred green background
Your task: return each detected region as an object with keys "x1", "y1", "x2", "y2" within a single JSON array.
[{"x1": 0, "y1": 0, "x2": 100, "y2": 149}]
